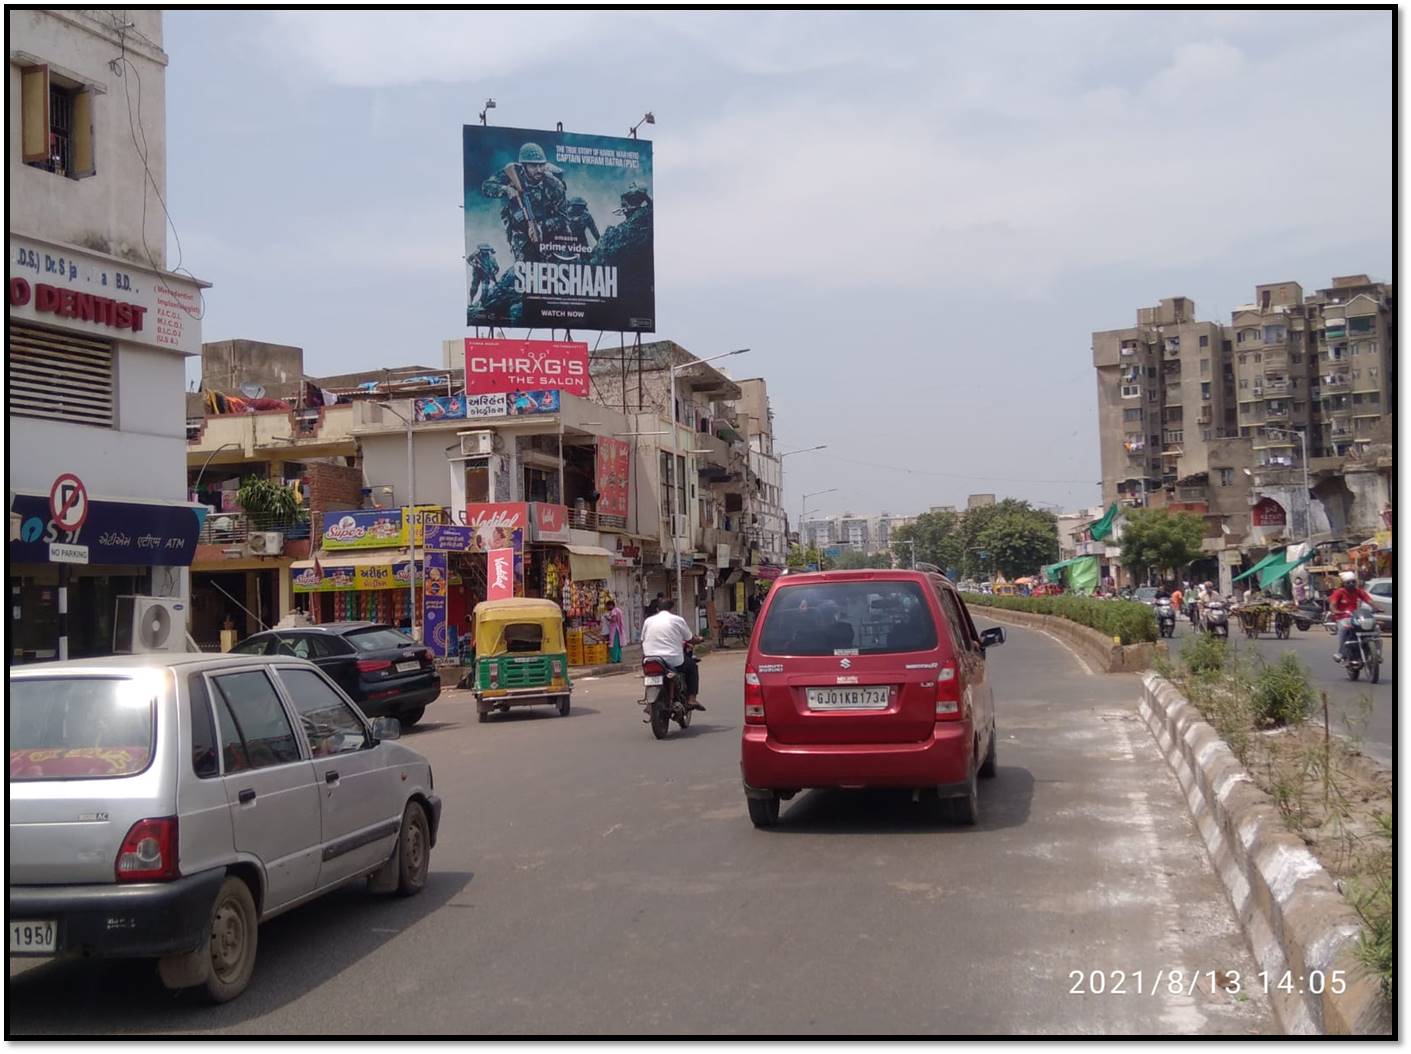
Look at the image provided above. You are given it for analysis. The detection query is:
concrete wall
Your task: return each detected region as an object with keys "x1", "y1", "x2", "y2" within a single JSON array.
[
  {"x1": 200, "y1": 340, "x2": 306, "y2": 395},
  {"x1": 8, "y1": 9, "x2": 167, "y2": 266}
]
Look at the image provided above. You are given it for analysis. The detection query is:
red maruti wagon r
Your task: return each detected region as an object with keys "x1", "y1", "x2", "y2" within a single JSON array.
[{"x1": 740, "y1": 569, "x2": 1004, "y2": 827}]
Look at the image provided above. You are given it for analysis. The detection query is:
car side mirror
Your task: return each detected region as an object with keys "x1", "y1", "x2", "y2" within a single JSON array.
[
  {"x1": 979, "y1": 627, "x2": 1005, "y2": 649},
  {"x1": 370, "y1": 717, "x2": 401, "y2": 741}
]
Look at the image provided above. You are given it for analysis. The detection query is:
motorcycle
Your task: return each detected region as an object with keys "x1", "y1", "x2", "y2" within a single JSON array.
[
  {"x1": 1327, "y1": 610, "x2": 1382, "y2": 683},
  {"x1": 1155, "y1": 598, "x2": 1176, "y2": 638},
  {"x1": 1202, "y1": 598, "x2": 1230, "y2": 639},
  {"x1": 641, "y1": 644, "x2": 695, "y2": 739}
]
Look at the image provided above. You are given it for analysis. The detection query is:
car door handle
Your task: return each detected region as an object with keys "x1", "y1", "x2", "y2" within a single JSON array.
[
  {"x1": 237, "y1": 788, "x2": 256, "y2": 804},
  {"x1": 325, "y1": 770, "x2": 340, "y2": 784}
]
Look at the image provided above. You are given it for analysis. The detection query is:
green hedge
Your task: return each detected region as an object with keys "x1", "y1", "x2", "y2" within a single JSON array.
[{"x1": 961, "y1": 593, "x2": 1158, "y2": 645}]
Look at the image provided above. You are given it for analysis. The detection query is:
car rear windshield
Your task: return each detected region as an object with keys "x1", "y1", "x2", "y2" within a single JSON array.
[
  {"x1": 758, "y1": 581, "x2": 938, "y2": 656},
  {"x1": 345, "y1": 627, "x2": 415, "y2": 652},
  {"x1": 9, "y1": 675, "x2": 159, "y2": 781}
]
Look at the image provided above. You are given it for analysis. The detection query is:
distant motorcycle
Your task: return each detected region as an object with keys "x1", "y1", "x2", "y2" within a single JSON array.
[
  {"x1": 1327, "y1": 610, "x2": 1382, "y2": 683},
  {"x1": 1155, "y1": 598, "x2": 1176, "y2": 638},
  {"x1": 1293, "y1": 596, "x2": 1328, "y2": 632},
  {"x1": 640, "y1": 643, "x2": 695, "y2": 739}
]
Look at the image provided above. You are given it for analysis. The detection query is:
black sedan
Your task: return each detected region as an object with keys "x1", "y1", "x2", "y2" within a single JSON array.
[{"x1": 231, "y1": 622, "x2": 440, "y2": 726}]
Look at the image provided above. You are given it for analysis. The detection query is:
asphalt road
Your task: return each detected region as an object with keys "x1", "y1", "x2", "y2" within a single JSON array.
[
  {"x1": 1166, "y1": 614, "x2": 1393, "y2": 768},
  {"x1": 9, "y1": 624, "x2": 1275, "y2": 1036}
]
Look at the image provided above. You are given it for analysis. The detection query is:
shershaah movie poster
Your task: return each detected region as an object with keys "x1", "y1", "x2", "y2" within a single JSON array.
[{"x1": 463, "y1": 125, "x2": 655, "y2": 333}]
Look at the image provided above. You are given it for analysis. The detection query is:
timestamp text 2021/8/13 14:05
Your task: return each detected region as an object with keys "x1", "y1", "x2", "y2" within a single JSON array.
[{"x1": 1068, "y1": 970, "x2": 1347, "y2": 997}]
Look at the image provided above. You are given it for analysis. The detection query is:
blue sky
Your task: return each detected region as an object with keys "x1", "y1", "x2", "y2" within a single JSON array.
[{"x1": 165, "y1": 9, "x2": 1391, "y2": 519}]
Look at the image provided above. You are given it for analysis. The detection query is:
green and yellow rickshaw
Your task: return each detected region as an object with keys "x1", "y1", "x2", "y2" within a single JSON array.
[{"x1": 471, "y1": 598, "x2": 572, "y2": 722}]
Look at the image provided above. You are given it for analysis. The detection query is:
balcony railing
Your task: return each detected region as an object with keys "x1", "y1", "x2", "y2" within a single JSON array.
[
  {"x1": 199, "y1": 513, "x2": 312, "y2": 546},
  {"x1": 568, "y1": 507, "x2": 628, "y2": 532}
]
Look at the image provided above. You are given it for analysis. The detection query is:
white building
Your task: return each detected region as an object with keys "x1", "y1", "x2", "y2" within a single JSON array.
[{"x1": 8, "y1": 10, "x2": 207, "y2": 660}]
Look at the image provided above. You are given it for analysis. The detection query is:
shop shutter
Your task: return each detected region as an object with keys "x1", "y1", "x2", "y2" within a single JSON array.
[{"x1": 8, "y1": 322, "x2": 116, "y2": 427}]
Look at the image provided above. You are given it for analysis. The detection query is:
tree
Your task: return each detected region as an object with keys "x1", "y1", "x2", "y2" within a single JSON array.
[
  {"x1": 834, "y1": 549, "x2": 895, "y2": 570},
  {"x1": 1119, "y1": 508, "x2": 1205, "y2": 582},
  {"x1": 787, "y1": 543, "x2": 829, "y2": 571},
  {"x1": 958, "y1": 500, "x2": 1056, "y2": 578},
  {"x1": 893, "y1": 510, "x2": 964, "y2": 573},
  {"x1": 976, "y1": 512, "x2": 1060, "y2": 579},
  {"x1": 236, "y1": 475, "x2": 305, "y2": 529}
]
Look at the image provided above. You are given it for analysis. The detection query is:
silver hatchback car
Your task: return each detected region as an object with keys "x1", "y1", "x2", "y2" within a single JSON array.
[{"x1": 8, "y1": 653, "x2": 442, "y2": 1003}]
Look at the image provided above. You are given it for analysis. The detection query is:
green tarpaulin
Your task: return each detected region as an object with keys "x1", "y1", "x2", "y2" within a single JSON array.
[
  {"x1": 1232, "y1": 549, "x2": 1284, "y2": 583},
  {"x1": 1088, "y1": 502, "x2": 1120, "y2": 541},
  {"x1": 1257, "y1": 551, "x2": 1316, "y2": 590},
  {"x1": 1068, "y1": 555, "x2": 1100, "y2": 595},
  {"x1": 1041, "y1": 555, "x2": 1099, "y2": 595}
]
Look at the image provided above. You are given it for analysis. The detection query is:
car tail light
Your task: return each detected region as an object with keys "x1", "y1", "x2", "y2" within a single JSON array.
[
  {"x1": 744, "y1": 669, "x2": 765, "y2": 723},
  {"x1": 934, "y1": 661, "x2": 961, "y2": 719},
  {"x1": 417, "y1": 649, "x2": 432, "y2": 663},
  {"x1": 115, "y1": 817, "x2": 179, "y2": 882},
  {"x1": 357, "y1": 658, "x2": 392, "y2": 675},
  {"x1": 642, "y1": 659, "x2": 665, "y2": 676}
]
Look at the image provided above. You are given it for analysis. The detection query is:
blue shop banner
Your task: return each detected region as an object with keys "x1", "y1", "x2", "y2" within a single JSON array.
[
  {"x1": 422, "y1": 551, "x2": 450, "y2": 658},
  {"x1": 10, "y1": 492, "x2": 206, "y2": 566},
  {"x1": 424, "y1": 524, "x2": 476, "y2": 551}
]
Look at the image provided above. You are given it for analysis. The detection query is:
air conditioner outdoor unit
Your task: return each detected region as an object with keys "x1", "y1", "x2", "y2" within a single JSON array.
[
  {"x1": 246, "y1": 531, "x2": 284, "y2": 556},
  {"x1": 113, "y1": 596, "x2": 188, "y2": 654},
  {"x1": 460, "y1": 430, "x2": 495, "y2": 456}
]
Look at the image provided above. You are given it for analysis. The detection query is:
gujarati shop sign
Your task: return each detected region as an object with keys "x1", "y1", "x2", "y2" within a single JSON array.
[
  {"x1": 9, "y1": 492, "x2": 204, "y2": 566},
  {"x1": 464, "y1": 338, "x2": 588, "y2": 396},
  {"x1": 595, "y1": 437, "x2": 630, "y2": 521}
]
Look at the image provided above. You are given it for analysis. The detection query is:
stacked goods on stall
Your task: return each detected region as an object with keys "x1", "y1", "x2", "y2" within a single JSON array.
[{"x1": 563, "y1": 578, "x2": 614, "y2": 664}]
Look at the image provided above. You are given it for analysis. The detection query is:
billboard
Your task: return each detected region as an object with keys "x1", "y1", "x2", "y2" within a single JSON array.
[
  {"x1": 595, "y1": 437, "x2": 630, "y2": 521},
  {"x1": 464, "y1": 338, "x2": 586, "y2": 396},
  {"x1": 322, "y1": 509, "x2": 406, "y2": 550},
  {"x1": 463, "y1": 125, "x2": 654, "y2": 332}
]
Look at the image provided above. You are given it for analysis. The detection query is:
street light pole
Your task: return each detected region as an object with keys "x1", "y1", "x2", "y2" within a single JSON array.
[
  {"x1": 799, "y1": 488, "x2": 838, "y2": 565},
  {"x1": 669, "y1": 349, "x2": 749, "y2": 625},
  {"x1": 379, "y1": 403, "x2": 418, "y2": 636}
]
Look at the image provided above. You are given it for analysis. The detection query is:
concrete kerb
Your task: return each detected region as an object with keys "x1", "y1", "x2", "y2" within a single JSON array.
[
  {"x1": 1138, "y1": 672, "x2": 1390, "y2": 1036},
  {"x1": 973, "y1": 605, "x2": 1164, "y2": 673}
]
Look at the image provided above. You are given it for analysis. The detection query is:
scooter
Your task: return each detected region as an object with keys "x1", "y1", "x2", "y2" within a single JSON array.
[
  {"x1": 1155, "y1": 598, "x2": 1176, "y2": 638},
  {"x1": 1327, "y1": 610, "x2": 1382, "y2": 683},
  {"x1": 1293, "y1": 596, "x2": 1328, "y2": 632},
  {"x1": 1202, "y1": 598, "x2": 1230, "y2": 639}
]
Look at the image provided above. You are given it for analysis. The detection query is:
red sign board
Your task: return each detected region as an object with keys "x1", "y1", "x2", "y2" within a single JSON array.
[
  {"x1": 463, "y1": 502, "x2": 529, "y2": 551},
  {"x1": 1251, "y1": 498, "x2": 1287, "y2": 527},
  {"x1": 464, "y1": 338, "x2": 589, "y2": 397},
  {"x1": 531, "y1": 502, "x2": 570, "y2": 542},
  {"x1": 486, "y1": 547, "x2": 515, "y2": 600},
  {"x1": 595, "y1": 437, "x2": 630, "y2": 521}
]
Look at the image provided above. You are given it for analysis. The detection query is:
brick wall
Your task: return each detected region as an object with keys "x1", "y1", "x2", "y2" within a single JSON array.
[{"x1": 307, "y1": 461, "x2": 364, "y2": 539}]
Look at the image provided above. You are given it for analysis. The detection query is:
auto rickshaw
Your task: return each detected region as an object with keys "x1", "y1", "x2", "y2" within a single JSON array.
[
  {"x1": 470, "y1": 598, "x2": 572, "y2": 722},
  {"x1": 992, "y1": 581, "x2": 1018, "y2": 597}
]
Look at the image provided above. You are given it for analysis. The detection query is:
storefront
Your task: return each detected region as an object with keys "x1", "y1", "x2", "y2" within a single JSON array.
[{"x1": 8, "y1": 492, "x2": 205, "y2": 662}]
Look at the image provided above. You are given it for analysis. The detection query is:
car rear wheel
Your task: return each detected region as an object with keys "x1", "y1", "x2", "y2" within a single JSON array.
[
  {"x1": 401, "y1": 707, "x2": 426, "y2": 727},
  {"x1": 978, "y1": 724, "x2": 998, "y2": 778},
  {"x1": 396, "y1": 802, "x2": 430, "y2": 897},
  {"x1": 556, "y1": 695, "x2": 570, "y2": 716},
  {"x1": 203, "y1": 877, "x2": 258, "y2": 1004},
  {"x1": 747, "y1": 794, "x2": 780, "y2": 828},
  {"x1": 950, "y1": 766, "x2": 979, "y2": 826}
]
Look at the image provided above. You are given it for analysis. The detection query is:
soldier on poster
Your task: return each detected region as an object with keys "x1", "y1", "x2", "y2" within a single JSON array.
[
  {"x1": 463, "y1": 124, "x2": 655, "y2": 333},
  {"x1": 466, "y1": 243, "x2": 500, "y2": 305}
]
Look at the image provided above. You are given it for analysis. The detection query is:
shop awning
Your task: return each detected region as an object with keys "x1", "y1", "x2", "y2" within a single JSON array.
[
  {"x1": 1256, "y1": 551, "x2": 1316, "y2": 590},
  {"x1": 566, "y1": 544, "x2": 612, "y2": 580},
  {"x1": 1232, "y1": 549, "x2": 1284, "y2": 583},
  {"x1": 290, "y1": 550, "x2": 413, "y2": 570}
]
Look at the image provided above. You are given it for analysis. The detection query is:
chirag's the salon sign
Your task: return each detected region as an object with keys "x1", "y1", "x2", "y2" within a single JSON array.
[{"x1": 8, "y1": 235, "x2": 204, "y2": 355}]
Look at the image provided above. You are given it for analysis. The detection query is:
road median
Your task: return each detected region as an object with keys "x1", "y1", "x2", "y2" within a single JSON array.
[
  {"x1": 969, "y1": 603, "x2": 1164, "y2": 673},
  {"x1": 1138, "y1": 672, "x2": 1390, "y2": 1035}
]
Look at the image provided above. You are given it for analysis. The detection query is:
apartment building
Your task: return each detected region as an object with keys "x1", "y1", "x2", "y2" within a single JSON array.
[
  {"x1": 1094, "y1": 278, "x2": 1393, "y2": 587},
  {"x1": 9, "y1": 10, "x2": 209, "y2": 661}
]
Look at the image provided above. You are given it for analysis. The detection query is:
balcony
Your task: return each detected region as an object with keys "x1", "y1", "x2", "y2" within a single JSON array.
[
  {"x1": 568, "y1": 507, "x2": 628, "y2": 532},
  {"x1": 1264, "y1": 404, "x2": 1290, "y2": 420},
  {"x1": 1320, "y1": 374, "x2": 1350, "y2": 392},
  {"x1": 198, "y1": 513, "x2": 312, "y2": 546}
]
